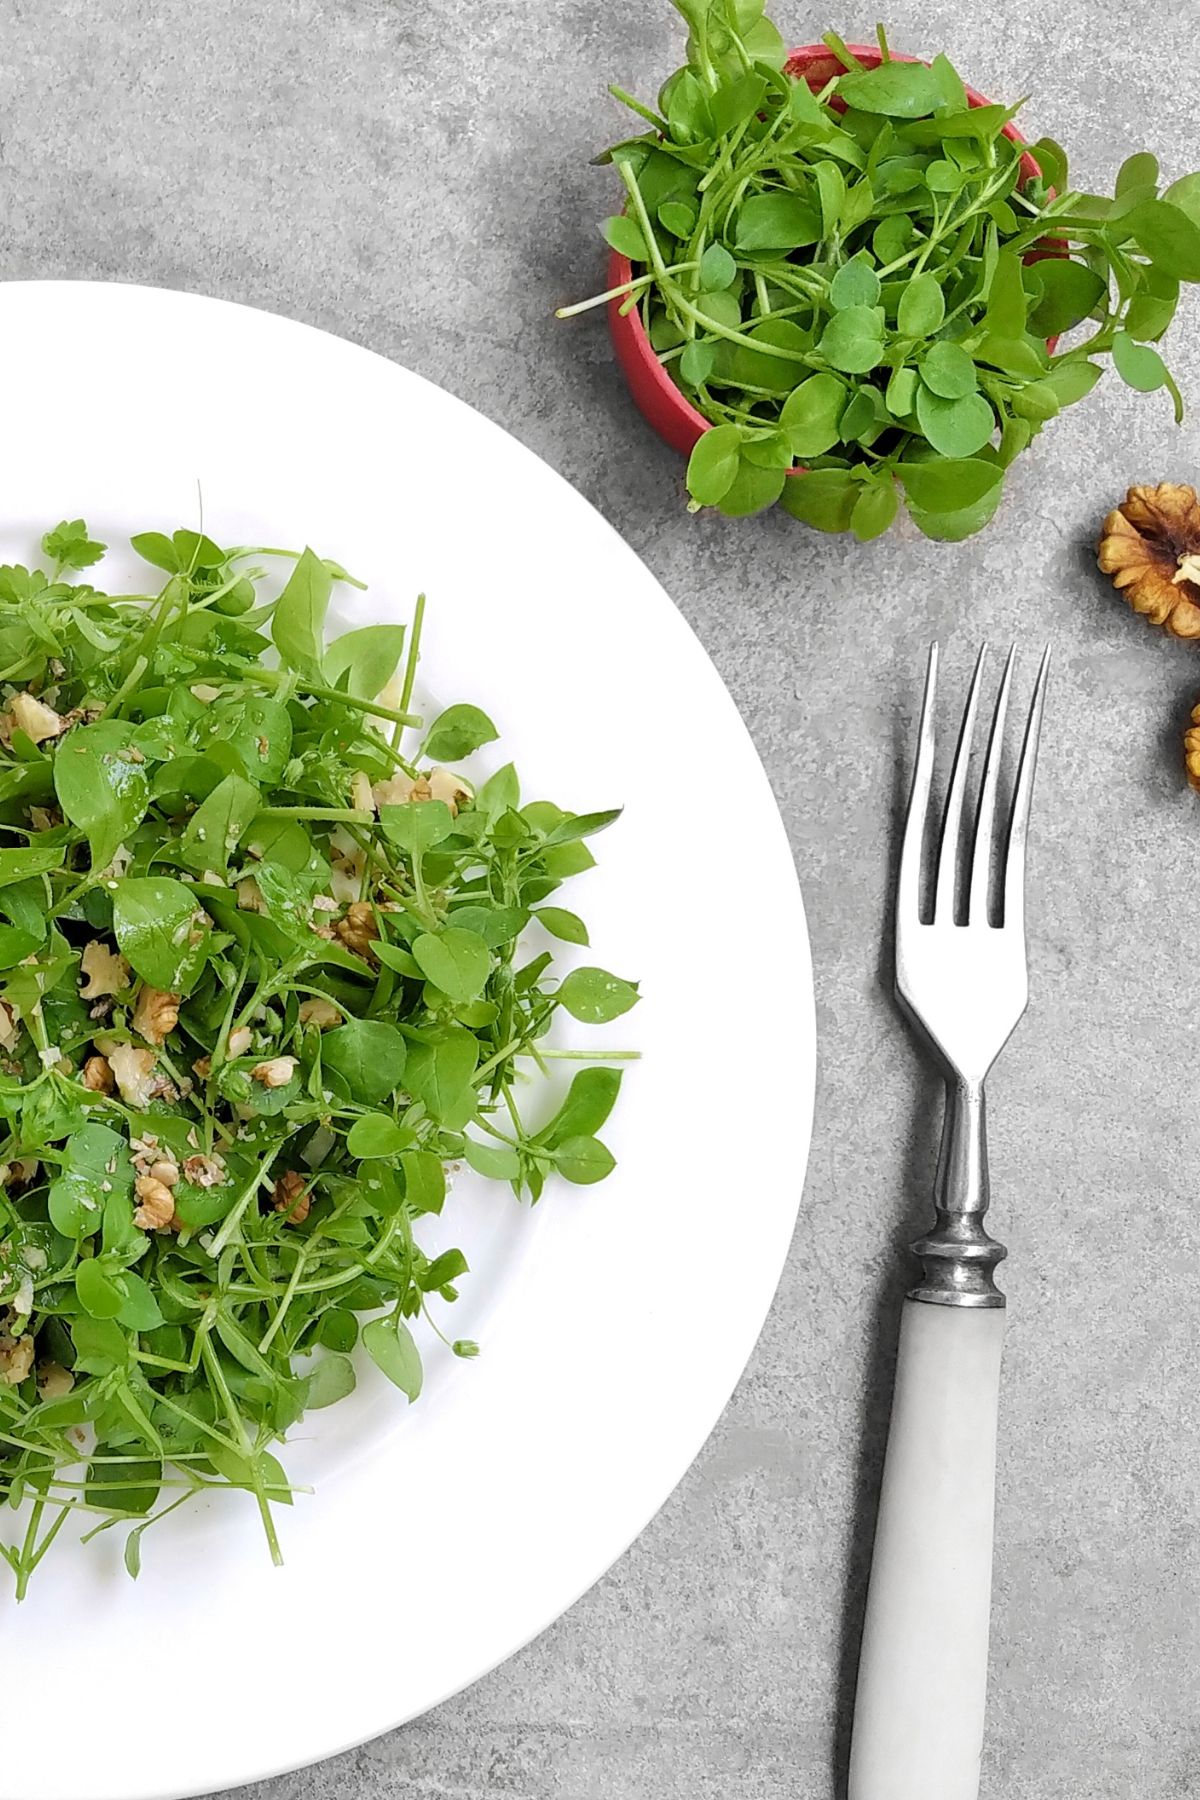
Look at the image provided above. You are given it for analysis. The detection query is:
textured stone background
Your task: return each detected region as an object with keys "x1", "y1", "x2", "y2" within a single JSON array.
[{"x1": 3, "y1": 1, "x2": 1199, "y2": 1794}]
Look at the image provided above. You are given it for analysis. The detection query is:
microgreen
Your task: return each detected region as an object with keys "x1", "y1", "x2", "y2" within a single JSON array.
[
  {"x1": 0, "y1": 522, "x2": 635, "y2": 1593},
  {"x1": 562, "y1": 5, "x2": 1200, "y2": 539}
]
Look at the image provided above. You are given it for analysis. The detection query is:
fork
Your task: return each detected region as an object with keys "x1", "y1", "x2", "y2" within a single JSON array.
[{"x1": 847, "y1": 643, "x2": 1049, "y2": 1800}]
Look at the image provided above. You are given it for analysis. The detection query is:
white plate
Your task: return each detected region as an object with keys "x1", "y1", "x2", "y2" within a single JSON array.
[{"x1": 0, "y1": 282, "x2": 813, "y2": 1800}]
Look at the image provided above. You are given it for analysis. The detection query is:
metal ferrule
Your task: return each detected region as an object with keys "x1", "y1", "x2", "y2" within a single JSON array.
[{"x1": 909, "y1": 1079, "x2": 1006, "y2": 1309}]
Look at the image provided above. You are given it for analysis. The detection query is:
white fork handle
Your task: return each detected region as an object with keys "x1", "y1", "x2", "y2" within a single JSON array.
[{"x1": 848, "y1": 1300, "x2": 1006, "y2": 1800}]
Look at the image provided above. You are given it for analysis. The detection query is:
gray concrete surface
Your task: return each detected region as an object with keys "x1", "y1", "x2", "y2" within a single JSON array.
[{"x1": 3, "y1": 1, "x2": 1200, "y2": 1794}]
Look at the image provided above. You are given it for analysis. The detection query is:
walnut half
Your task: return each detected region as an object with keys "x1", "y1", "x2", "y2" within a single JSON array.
[{"x1": 1098, "y1": 483, "x2": 1200, "y2": 637}]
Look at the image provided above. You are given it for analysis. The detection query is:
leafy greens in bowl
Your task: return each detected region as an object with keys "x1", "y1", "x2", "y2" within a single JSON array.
[{"x1": 563, "y1": 6, "x2": 1200, "y2": 540}]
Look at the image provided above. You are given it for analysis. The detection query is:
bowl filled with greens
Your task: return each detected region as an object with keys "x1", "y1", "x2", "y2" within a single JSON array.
[{"x1": 562, "y1": 3, "x2": 1200, "y2": 539}]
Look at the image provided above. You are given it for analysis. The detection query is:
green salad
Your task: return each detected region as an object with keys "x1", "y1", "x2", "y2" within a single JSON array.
[{"x1": 0, "y1": 520, "x2": 635, "y2": 1593}]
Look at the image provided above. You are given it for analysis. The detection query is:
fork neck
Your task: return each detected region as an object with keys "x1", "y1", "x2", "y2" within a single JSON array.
[{"x1": 910, "y1": 1078, "x2": 1007, "y2": 1309}]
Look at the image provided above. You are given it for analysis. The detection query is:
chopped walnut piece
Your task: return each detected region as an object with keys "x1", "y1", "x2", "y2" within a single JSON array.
[
  {"x1": 1098, "y1": 483, "x2": 1200, "y2": 637},
  {"x1": 36, "y1": 1362, "x2": 74, "y2": 1400},
  {"x1": 351, "y1": 770, "x2": 376, "y2": 813},
  {"x1": 148, "y1": 1158, "x2": 180, "y2": 1187},
  {"x1": 373, "y1": 772, "x2": 432, "y2": 809},
  {"x1": 298, "y1": 997, "x2": 342, "y2": 1029},
  {"x1": 192, "y1": 1055, "x2": 212, "y2": 1080},
  {"x1": 335, "y1": 901, "x2": 378, "y2": 959},
  {"x1": 9, "y1": 692, "x2": 66, "y2": 744},
  {"x1": 236, "y1": 875, "x2": 266, "y2": 913},
  {"x1": 227, "y1": 1025, "x2": 253, "y2": 1058},
  {"x1": 81, "y1": 1054, "x2": 114, "y2": 1094},
  {"x1": 96, "y1": 1040, "x2": 158, "y2": 1109},
  {"x1": 183, "y1": 1152, "x2": 227, "y2": 1188},
  {"x1": 428, "y1": 768, "x2": 472, "y2": 813},
  {"x1": 252, "y1": 1056, "x2": 298, "y2": 1089},
  {"x1": 28, "y1": 806, "x2": 61, "y2": 833},
  {"x1": 272, "y1": 1169, "x2": 311, "y2": 1224},
  {"x1": 79, "y1": 940, "x2": 132, "y2": 1000},
  {"x1": 132, "y1": 985, "x2": 180, "y2": 1047},
  {"x1": 0, "y1": 1332, "x2": 33, "y2": 1386},
  {"x1": 0, "y1": 1003, "x2": 18, "y2": 1053},
  {"x1": 133, "y1": 1175, "x2": 177, "y2": 1230}
]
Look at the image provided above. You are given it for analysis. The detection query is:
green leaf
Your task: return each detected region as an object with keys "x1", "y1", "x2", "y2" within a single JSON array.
[
  {"x1": 885, "y1": 366, "x2": 919, "y2": 417},
  {"x1": 179, "y1": 773, "x2": 260, "y2": 875},
  {"x1": 1042, "y1": 359, "x2": 1104, "y2": 405},
  {"x1": 835, "y1": 60, "x2": 942, "y2": 118},
  {"x1": 779, "y1": 373, "x2": 846, "y2": 457},
  {"x1": 536, "y1": 1067, "x2": 623, "y2": 1147},
  {"x1": 686, "y1": 425, "x2": 742, "y2": 506},
  {"x1": 53, "y1": 720, "x2": 150, "y2": 869},
  {"x1": 412, "y1": 927, "x2": 492, "y2": 1002},
  {"x1": 819, "y1": 305, "x2": 884, "y2": 374},
  {"x1": 76, "y1": 1258, "x2": 124, "y2": 1320},
  {"x1": 112, "y1": 877, "x2": 211, "y2": 994},
  {"x1": 380, "y1": 799, "x2": 455, "y2": 854},
  {"x1": 400, "y1": 1149, "x2": 446, "y2": 1215},
  {"x1": 778, "y1": 467, "x2": 859, "y2": 532},
  {"x1": 829, "y1": 255, "x2": 880, "y2": 311},
  {"x1": 907, "y1": 470, "x2": 1006, "y2": 540},
  {"x1": 1111, "y1": 330, "x2": 1169, "y2": 393},
  {"x1": 1116, "y1": 151, "x2": 1159, "y2": 197},
  {"x1": 557, "y1": 966, "x2": 639, "y2": 1024},
  {"x1": 919, "y1": 341, "x2": 977, "y2": 399},
  {"x1": 363, "y1": 1315, "x2": 422, "y2": 1401},
  {"x1": 0, "y1": 843, "x2": 65, "y2": 886},
  {"x1": 699, "y1": 243, "x2": 737, "y2": 290},
  {"x1": 815, "y1": 161, "x2": 846, "y2": 240},
  {"x1": 271, "y1": 546, "x2": 332, "y2": 677},
  {"x1": 1010, "y1": 380, "x2": 1061, "y2": 421},
  {"x1": 130, "y1": 532, "x2": 181, "y2": 574},
  {"x1": 1028, "y1": 136, "x2": 1069, "y2": 193},
  {"x1": 973, "y1": 334, "x2": 1048, "y2": 381},
  {"x1": 1163, "y1": 172, "x2": 1200, "y2": 228},
  {"x1": 1126, "y1": 197, "x2": 1200, "y2": 281},
  {"x1": 897, "y1": 273, "x2": 945, "y2": 338},
  {"x1": 114, "y1": 1270, "x2": 163, "y2": 1332},
  {"x1": 915, "y1": 387, "x2": 996, "y2": 457},
  {"x1": 72, "y1": 1316, "x2": 129, "y2": 1376},
  {"x1": 323, "y1": 623, "x2": 406, "y2": 702},
  {"x1": 985, "y1": 250, "x2": 1027, "y2": 339},
  {"x1": 897, "y1": 458, "x2": 1004, "y2": 513},
  {"x1": 86, "y1": 1450, "x2": 161, "y2": 1517},
  {"x1": 850, "y1": 478, "x2": 899, "y2": 543},
  {"x1": 658, "y1": 199, "x2": 697, "y2": 239},
  {"x1": 929, "y1": 52, "x2": 968, "y2": 112},
  {"x1": 421, "y1": 704, "x2": 499, "y2": 763},
  {"x1": 601, "y1": 214, "x2": 648, "y2": 261},
  {"x1": 1025, "y1": 259, "x2": 1107, "y2": 336},
  {"x1": 462, "y1": 1138, "x2": 522, "y2": 1181},
  {"x1": 305, "y1": 1353, "x2": 356, "y2": 1410},
  {"x1": 43, "y1": 519, "x2": 106, "y2": 571},
  {"x1": 534, "y1": 906, "x2": 589, "y2": 945},
  {"x1": 346, "y1": 1114, "x2": 416, "y2": 1159},
  {"x1": 1124, "y1": 266, "x2": 1179, "y2": 341},
  {"x1": 193, "y1": 693, "x2": 293, "y2": 785},
  {"x1": 322, "y1": 1019, "x2": 407, "y2": 1106},
  {"x1": 716, "y1": 459, "x2": 786, "y2": 518},
  {"x1": 404, "y1": 1028, "x2": 479, "y2": 1128},
  {"x1": 552, "y1": 1135, "x2": 616, "y2": 1185},
  {"x1": 424, "y1": 1253, "x2": 469, "y2": 1299},
  {"x1": 49, "y1": 1123, "x2": 132, "y2": 1238},
  {"x1": 678, "y1": 339, "x2": 717, "y2": 387},
  {"x1": 734, "y1": 192, "x2": 822, "y2": 252}
]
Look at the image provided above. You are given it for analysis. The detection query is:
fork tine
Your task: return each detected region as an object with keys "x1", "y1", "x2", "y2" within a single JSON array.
[
  {"x1": 968, "y1": 646, "x2": 1016, "y2": 926},
  {"x1": 898, "y1": 644, "x2": 938, "y2": 922},
  {"x1": 1002, "y1": 645, "x2": 1051, "y2": 928},
  {"x1": 933, "y1": 645, "x2": 987, "y2": 924}
]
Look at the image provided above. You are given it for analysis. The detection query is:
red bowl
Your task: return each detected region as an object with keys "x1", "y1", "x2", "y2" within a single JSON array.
[{"x1": 606, "y1": 43, "x2": 1049, "y2": 460}]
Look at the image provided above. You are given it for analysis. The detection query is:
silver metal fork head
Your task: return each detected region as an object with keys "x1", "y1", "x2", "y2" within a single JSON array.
[{"x1": 896, "y1": 643, "x2": 1049, "y2": 1089}]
